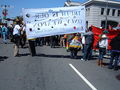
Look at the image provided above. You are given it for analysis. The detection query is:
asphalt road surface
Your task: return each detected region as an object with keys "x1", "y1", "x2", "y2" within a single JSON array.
[{"x1": 0, "y1": 40, "x2": 120, "y2": 90}]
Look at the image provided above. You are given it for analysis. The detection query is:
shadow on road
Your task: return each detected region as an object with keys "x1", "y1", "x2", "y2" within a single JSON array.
[
  {"x1": 36, "y1": 53, "x2": 70, "y2": 58},
  {"x1": 0, "y1": 56, "x2": 8, "y2": 62},
  {"x1": 36, "y1": 53, "x2": 83, "y2": 59},
  {"x1": 18, "y1": 53, "x2": 30, "y2": 57}
]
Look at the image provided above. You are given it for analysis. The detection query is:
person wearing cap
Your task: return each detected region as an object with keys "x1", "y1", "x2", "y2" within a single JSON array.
[{"x1": 97, "y1": 32, "x2": 108, "y2": 66}]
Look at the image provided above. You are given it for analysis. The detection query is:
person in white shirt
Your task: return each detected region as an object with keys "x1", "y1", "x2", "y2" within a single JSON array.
[
  {"x1": 97, "y1": 33, "x2": 108, "y2": 66},
  {"x1": 13, "y1": 24, "x2": 21, "y2": 36},
  {"x1": 13, "y1": 21, "x2": 22, "y2": 56}
]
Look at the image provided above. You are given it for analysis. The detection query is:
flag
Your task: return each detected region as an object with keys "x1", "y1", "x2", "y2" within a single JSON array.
[{"x1": 92, "y1": 26, "x2": 120, "y2": 50}]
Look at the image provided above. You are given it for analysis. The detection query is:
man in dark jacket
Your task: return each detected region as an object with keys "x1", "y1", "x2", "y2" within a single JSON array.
[
  {"x1": 108, "y1": 33, "x2": 120, "y2": 70},
  {"x1": 81, "y1": 27, "x2": 94, "y2": 61}
]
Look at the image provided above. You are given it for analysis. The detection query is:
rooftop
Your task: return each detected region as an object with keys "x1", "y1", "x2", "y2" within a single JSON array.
[
  {"x1": 64, "y1": 1, "x2": 81, "y2": 7},
  {"x1": 82, "y1": 0, "x2": 120, "y2": 6}
]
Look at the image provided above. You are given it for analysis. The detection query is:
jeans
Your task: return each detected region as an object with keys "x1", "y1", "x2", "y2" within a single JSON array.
[
  {"x1": 98, "y1": 48, "x2": 106, "y2": 60},
  {"x1": 108, "y1": 51, "x2": 120, "y2": 68},
  {"x1": 83, "y1": 44, "x2": 92, "y2": 60},
  {"x1": 2, "y1": 33, "x2": 7, "y2": 43}
]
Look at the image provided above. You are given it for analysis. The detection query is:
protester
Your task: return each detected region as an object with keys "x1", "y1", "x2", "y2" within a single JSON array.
[
  {"x1": 13, "y1": 21, "x2": 22, "y2": 56},
  {"x1": 28, "y1": 39, "x2": 36, "y2": 56},
  {"x1": 8, "y1": 24, "x2": 14, "y2": 42},
  {"x1": 108, "y1": 33, "x2": 120, "y2": 70},
  {"x1": 81, "y1": 34, "x2": 85, "y2": 53},
  {"x1": 1, "y1": 23, "x2": 8, "y2": 44},
  {"x1": 81, "y1": 27, "x2": 94, "y2": 61},
  {"x1": 50, "y1": 35, "x2": 56, "y2": 48},
  {"x1": 35, "y1": 38, "x2": 41, "y2": 46},
  {"x1": 44, "y1": 36, "x2": 50, "y2": 46},
  {"x1": 97, "y1": 32, "x2": 108, "y2": 66},
  {"x1": 39, "y1": 37, "x2": 44, "y2": 46},
  {"x1": 59, "y1": 35, "x2": 64, "y2": 47},
  {"x1": 63, "y1": 34, "x2": 68, "y2": 47},
  {"x1": 20, "y1": 24, "x2": 26, "y2": 48},
  {"x1": 69, "y1": 33, "x2": 81, "y2": 59}
]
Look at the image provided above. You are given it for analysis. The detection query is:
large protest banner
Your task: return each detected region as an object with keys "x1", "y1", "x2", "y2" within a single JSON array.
[{"x1": 22, "y1": 6, "x2": 85, "y2": 39}]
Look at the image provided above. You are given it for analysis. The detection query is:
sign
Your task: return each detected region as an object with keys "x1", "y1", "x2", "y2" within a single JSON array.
[{"x1": 22, "y1": 6, "x2": 86, "y2": 39}]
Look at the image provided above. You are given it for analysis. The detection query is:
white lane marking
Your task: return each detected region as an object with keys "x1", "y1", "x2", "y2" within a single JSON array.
[{"x1": 69, "y1": 63, "x2": 97, "y2": 90}]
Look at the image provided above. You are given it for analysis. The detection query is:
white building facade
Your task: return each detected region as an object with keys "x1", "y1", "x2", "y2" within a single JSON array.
[{"x1": 64, "y1": 0, "x2": 120, "y2": 28}]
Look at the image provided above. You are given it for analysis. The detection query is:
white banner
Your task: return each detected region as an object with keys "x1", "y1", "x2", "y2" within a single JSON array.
[{"x1": 22, "y1": 6, "x2": 86, "y2": 39}]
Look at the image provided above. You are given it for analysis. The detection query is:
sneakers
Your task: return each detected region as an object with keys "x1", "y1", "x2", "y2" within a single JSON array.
[{"x1": 81, "y1": 58, "x2": 86, "y2": 61}]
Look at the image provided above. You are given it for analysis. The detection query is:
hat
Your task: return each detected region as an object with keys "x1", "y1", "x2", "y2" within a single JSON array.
[
  {"x1": 103, "y1": 30, "x2": 109, "y2": 34},
  {"x1": 101, "y1": 34, "x2": 107, "y2": 38}
]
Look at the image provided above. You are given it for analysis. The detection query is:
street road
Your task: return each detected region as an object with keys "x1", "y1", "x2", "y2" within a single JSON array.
[{"x1": 0, "y1": 41, "x2": 120, "y2": 90}]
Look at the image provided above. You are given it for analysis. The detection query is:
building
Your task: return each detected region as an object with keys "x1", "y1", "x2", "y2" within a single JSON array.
[{"x1": 64, "y1": 0, "x2": 120, "y2": 28}]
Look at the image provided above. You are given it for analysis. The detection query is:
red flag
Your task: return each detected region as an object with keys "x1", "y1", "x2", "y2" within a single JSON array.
[{"x1": 92, "y1": 26, "x2": 120, "y2": 50}]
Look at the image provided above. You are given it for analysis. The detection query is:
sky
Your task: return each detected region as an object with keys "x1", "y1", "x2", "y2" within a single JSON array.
[
  {"x1": 0, "y1": 0, "x2": 120, "y2": 18},
  {"x1": 0, "y1": 0, "x2": 86, "y2": 18}
]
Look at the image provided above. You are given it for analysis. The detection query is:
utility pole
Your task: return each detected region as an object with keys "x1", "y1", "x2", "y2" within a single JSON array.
[
  {"x1": 0, "y1": 5, "x2": 13, "y2": 23},
  {"x1": 105, "y1": 0, "x2": 108, "y2": 30}
]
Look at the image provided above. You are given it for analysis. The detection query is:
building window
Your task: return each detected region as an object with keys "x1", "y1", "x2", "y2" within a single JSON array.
[
  {"x1": 112, "y1": 9, "x2": 115, "y2": 16},
  {"x1": 107, "y1": 9, "x2": 110, "y2": 15},
  {"x1": 88, "y1": 8, "x2": 90, "y2": 15},
  {"x1": 118, "y1": 10, "x2": 120, "y2": 16},
  {"x1": 86, "y1": 8, "x2": 90, "y2": 16},
  {"x1": 101, "y1": 8, "x2": 104, "y2": 15}
]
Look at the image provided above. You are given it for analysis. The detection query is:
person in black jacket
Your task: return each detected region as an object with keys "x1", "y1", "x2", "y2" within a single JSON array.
[
  {"x1": 81, "y1": 27, "x2": 94, "y2": 61},
  {"x1": 108, "y1": 33, "x2": 120, "y2": 70}
]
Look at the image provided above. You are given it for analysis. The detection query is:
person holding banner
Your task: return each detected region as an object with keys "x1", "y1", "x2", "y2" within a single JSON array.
[{"x1": 28, "y1": 39, "x2": 36, "y2": 56}]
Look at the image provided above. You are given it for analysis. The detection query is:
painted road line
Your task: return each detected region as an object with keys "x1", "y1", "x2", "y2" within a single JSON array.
[{"x1": 69, "y1": 63, "x2": 97, "y2": 90}]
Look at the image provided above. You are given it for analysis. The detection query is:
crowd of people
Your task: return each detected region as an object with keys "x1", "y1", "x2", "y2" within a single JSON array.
[
  {"x1": 0, "y1": 21, "x2": 120, "y2": 71},
  {"x1": 57, "y1": 26, "x2": 120, "y2": 71}
]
